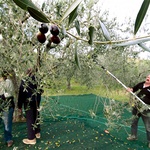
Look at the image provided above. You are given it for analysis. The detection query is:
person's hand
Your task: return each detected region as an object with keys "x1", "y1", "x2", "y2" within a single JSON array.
[
  {"x1": 126, "y1": 87, "x2": 133, "y2": 92},
  {"x1": 18, "y1": 108, "x2": 22, "y2": 114}
]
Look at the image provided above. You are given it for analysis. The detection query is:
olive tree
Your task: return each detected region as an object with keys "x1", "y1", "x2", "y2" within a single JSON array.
[{"x1": 1, "y1": 0, "x2": 150, "y2": 127}]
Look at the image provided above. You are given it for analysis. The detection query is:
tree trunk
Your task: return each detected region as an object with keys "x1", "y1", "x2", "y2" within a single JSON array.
[
  {"x1": 10, "y1": 69, "x2": 26, "y2": 122},
  {"x1": 67, "y1": 78, "x2": 71, "y2": 90}
]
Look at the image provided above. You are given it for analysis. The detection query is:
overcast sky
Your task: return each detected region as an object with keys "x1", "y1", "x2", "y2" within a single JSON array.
[
  {"x1": 33, "y1": 0, "x2": 145, "y2": 21},
  {"x1": 99, "y1": 0, "x2": 150, "y2": 59},
  {"x1": 99, "y1": 0, "x2": 144, "y2": 22}
]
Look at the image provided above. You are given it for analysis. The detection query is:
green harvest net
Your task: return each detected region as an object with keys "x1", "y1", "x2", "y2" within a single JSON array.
[{"x1": 0, "y1": 94, "x2": 149, "y2": 150}]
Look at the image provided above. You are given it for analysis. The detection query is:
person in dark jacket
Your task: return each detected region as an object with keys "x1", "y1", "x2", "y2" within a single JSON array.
[
  {"x1": 18, "y1": 68, "x2": 43, "y2": 145},
  {"x1": 126, "y1": 74, "x2": 150, "y2": 148}
]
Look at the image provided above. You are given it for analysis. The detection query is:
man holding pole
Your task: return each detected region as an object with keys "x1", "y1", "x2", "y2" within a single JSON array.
[{"x1": 126, "y1": 74, "x2": 150, "y2": 148}]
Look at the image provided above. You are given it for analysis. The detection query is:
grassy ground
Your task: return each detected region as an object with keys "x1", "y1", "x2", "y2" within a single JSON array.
[{"x1": 44, "y1": 81, "x2": 129, "y2": 102}]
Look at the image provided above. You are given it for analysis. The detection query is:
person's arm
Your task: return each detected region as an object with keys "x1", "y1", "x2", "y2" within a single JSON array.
[
  {"x1": 132, "y1": 82, "x2": 144, "y2": 93},
  {"x1": 4, "y1": 79, "x2": 14, "y2": 98},
  {"x1": 0, "y1": 80, "x2": 4, "y2": 95},
  {"x1": 17, "y1": 80, "x2": 25, "y2": 109},
  {"x1": 0, "y1": 80, "x2": 5, "y2": 99},
  {"x1": 17, "y1": 86, "x2": 23, "y2": 117},
  {"x1": 126, "y1": 82, "x2": 144, "y2": 94}
]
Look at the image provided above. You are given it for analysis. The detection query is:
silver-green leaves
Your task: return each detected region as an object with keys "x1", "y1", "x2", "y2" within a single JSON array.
[
  {"x1": 99, "y1": 20, "x2": 111, "y2": 41},
  {"x1": 88, "y1": 26, "x2": 95, "y2": 45},
  {"x1": 27, "y1": 7, "x2": 49, "y2": 23},
  {"x1": 74, "y1": 42, "x2": 80, "y2": 69},
  {"x1": 13, "y1": 0, "x2": 36, "y2": 10},
  {"x1": 138, "y1": 43, "x2": 150, "y2": 52},
  {"x1": 68, "y1": 6, "x2": 78, "y2": 26},
  {"x1": 60, "y1": 0, "x2": 83, "y2": 23},
  {"x1": 114, "y1": 37, "x2": 150, "y2": 47},
  {"x1": 13, "y1": 0, "x2": 49, "y2": 23},
  {"x1": 134, "y1": 0, "x2": 150, "y2": 35},
  {"x1": 75, "y1": 20, "x2": 80, "y2": 35}
]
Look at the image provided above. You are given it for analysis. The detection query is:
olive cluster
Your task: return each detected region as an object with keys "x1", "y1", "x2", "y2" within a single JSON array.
[
  {"x1": 49, "y1": 25, "x2": 60, "y2": 44},
  {"x1": 37, "y1": 24, "x2": 48, "y2": 43},
  {"x1": 37, "y1": 24, "x2": 60, "y2": 45}
]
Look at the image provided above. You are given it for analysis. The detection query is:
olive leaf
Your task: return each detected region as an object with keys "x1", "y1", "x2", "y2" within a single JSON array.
[
  {"x1": 13, "y1": 0, "x2": 49, "y2": 23},
  {"x1": 88, "y1": 26, "x2": 95, "y2": 45},
  {"x1": 114, "y1": 37, "x2": 150, "y2": 47},
  {"x1": 75, "y1": 42, "x2": 80, "y2": 69},
  {"x1": 13, "y1": 0, "x2": 39, "y2": 10},
  {"x1": 60, "y1": 0, "x2": 83, "y2": 22},
  {"x1": 68, "y1": 6, "x2": 78, "y2": 26},
  {"x1": 27, "y1": 7, "x2": 50, "y2": 23},
  {"x1": 99, "y1": 20, "x2": 111, "y2": 41},
  {"x1": 138, "y1": 43, "x2": 150, "y2": 52},
  {"x1": 75, "y1": 20, "x2": 80, "y2": 35},
  {"x1": 61, "y1": 25, "x2": 67, "y2": 37},
  {"x1": 41, "y1": 2, "x2": 46, "y2": 11},
  {"x1": 134, "y1": 0, "x2": 150, "y2": 35}
]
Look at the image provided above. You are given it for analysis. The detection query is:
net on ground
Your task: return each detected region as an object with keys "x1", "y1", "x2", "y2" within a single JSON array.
[{"x1": 0, "y1": 94, "x2": 148, "y2": 150}]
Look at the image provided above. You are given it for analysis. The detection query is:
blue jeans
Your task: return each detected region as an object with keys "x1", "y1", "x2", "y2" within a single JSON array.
[{"x1": 1, "y1": 107, "x2": 14, "y2": 143}]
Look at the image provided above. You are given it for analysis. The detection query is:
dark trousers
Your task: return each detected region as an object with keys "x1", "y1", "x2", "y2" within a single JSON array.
[
  {"x1": 131, "y1": 108, "x2": 150, "y2": 142},
  {"x1": 25, "y1": 101, "x2": 41, "y2": 140}
]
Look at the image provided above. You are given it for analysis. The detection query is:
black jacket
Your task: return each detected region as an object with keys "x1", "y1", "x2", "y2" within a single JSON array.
[
  {"x1": 132, "y1": 81, "x2": 150, "y2": 105},
  {"x1": 17, "y1": 75, "x2": 42, "y2": 109}
]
